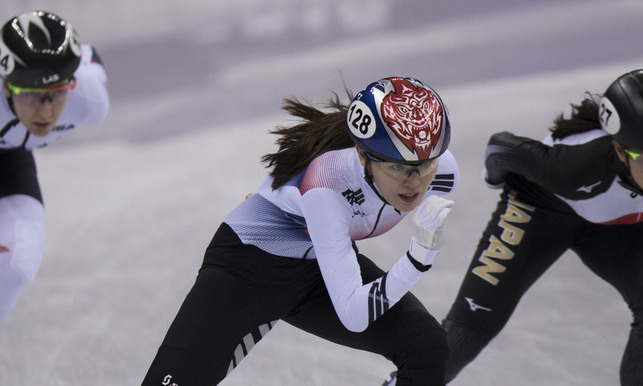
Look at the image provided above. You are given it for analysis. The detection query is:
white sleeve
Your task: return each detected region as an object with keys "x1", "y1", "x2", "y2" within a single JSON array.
[
  {"x1": 302, "y1": 188, "x2": 423, "y2": 332},
  {"x1": 71, "y1": 44, "x2": 109, "y2": 125}
]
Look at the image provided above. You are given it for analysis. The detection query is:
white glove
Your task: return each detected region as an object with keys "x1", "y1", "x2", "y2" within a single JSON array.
[{"x1": 408, "y1": 196, "x2": 454, "y2": 267}]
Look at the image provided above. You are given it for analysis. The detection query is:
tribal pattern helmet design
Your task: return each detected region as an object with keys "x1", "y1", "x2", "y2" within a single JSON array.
[
  {"x1": 381, "y1": 78, "x2": 443, "y2": 160},
  {"x1": 0, "y1": 11, "x2": 82, "y2": 88},
  {"x1": 347, "y1": 77, "x2": 450, "y2": 163}
]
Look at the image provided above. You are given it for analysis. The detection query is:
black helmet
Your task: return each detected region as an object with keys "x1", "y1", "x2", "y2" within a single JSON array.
[
  {"x1": 599, "y1": 69, "x2": 643, "y2": 149},
  {"x1": 0, "y1": 10, "x2": 82, "y2": 88}
]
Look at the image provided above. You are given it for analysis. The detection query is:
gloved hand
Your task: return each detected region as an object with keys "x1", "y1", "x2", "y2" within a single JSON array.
[
  {"x1": 482, "y1": 168, "x2": 504, "y2": 189},
  {"x1": 408, "y1": 195, "x2": 454, "y2": 267}
]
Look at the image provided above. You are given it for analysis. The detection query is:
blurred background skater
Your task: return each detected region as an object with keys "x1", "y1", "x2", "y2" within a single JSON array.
[{"x1": 0, "y1": 10, "x2": 109, "y2": 322}]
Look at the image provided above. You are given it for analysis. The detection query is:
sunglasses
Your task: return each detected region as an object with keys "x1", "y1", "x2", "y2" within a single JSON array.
[
  {"x1": 7, "y1": 77, "x2": 76, "y2": 106},
  {"x1": 365, "y1": 152, "x2": 439, "y2": 180}
]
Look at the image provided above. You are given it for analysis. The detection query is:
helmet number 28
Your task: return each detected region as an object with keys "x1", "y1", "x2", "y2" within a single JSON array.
[{"x1": 348, "y1": 101, "x2": 376, "y2": 139}]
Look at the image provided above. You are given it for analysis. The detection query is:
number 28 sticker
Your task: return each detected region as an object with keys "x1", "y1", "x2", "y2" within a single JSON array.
[{"x1": 348, "y1": 101, "x2": 377, "y2": 138}]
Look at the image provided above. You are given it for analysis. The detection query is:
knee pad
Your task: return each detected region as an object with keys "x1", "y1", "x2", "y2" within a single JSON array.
[
  {"x1": 442, "y1": 318, "x2": 492, "y2": 382},
  {"x1": 394, "y1": 309, "x2": 448, "y2": 382},
  {"x1": 0, "y1": 196, "x2": 44, "y2": 322},
  {"x1": 0, "y1": 195, "x2": 45, "y2": 283},
  {"x1": 0, "y1": 217, "x2": 44, "y2": 321},
  {"x1": 403, "y1": 311, "x2": 448, "y2": 361},
  {"x1": 11, "y1": 219, "x2": 45, "y2": 282}
]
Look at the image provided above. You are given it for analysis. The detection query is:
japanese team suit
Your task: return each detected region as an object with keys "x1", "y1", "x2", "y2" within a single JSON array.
[
  {"x1": 443, "y1": 129, "x2": 643, "y2": 385},
  {"x1": 0, "y1": 44, "x2": 109, "y2": 322},
  {"x1": 143, "y1": 147, "x2": 459, "y2": 385}
]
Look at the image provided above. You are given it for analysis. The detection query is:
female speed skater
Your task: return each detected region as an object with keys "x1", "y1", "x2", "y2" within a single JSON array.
[
  {"x1": 0, "y1": 10, "x2": 109, "y2": 323},
  {"x1": 143, "y1": 76, "x2": 460, "y2": 385}
]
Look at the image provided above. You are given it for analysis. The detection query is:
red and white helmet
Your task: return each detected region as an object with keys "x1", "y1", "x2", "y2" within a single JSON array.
[{"x1": 347, "y1": 76, "x2": 451, "y2": 163}]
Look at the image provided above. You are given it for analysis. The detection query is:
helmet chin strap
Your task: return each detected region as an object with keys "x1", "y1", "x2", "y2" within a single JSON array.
[
  {"x1": 619, "y1": 157, "x2": 643, "y2": 198},
  {"x1": 363, "y1": 158, "x2": 391, "y2": 206},
  {"x1": 5, "y1": 95, "x2": 16, "y2": 115}
]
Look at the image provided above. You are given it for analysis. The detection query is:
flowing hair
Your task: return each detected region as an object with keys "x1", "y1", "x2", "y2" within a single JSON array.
[
  {"x1": 261, "y1": 92, "x2": 356, "y2": 190},
  {"x1": 549, "y1": 92, "x2": 602, "y2": 139}
]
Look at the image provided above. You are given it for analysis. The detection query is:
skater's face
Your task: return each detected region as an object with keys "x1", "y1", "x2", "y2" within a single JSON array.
[
  {"x1": 3, "y1": 78, "x2": 75, "y2": 137},
  {"x1": 613, "y1": 140, "x2": 643, "y2": 190},
  {"x1": 357, "y1": 147, "x2": 438, "y2": 212}
]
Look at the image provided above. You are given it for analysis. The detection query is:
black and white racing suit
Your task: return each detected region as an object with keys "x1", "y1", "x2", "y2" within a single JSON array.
[
  {"x1": 444, "y1": 129, "x2": 643, "y2": 385},
  {"x1": 0, "y1": 45, "x2": 109, "y2": 322},
  {"x1": 144, "y1": 147, "x2": 459, "y2": 385}
]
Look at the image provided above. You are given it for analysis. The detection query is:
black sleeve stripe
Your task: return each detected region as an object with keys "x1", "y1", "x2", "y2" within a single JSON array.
[
  {"x1": 430, "y1": 180, "x2": 454, "y2": 187},
  {"x1": 429, "y1": 173, "x2": 455, "y2": 192},
  {"x1": 368, "y1": 279, "x2": 390, "y2": 324},
  {"x1": 380, "y1": 272, "x2": 388, "y2": 299}
]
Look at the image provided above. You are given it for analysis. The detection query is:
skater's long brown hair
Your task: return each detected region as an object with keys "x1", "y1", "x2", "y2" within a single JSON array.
[
  {"x1": 261, "y1": 93, "x2": 355, "y2": 190},
  {"x1": 549, "y1": 92, "x2": 601, "y2": 139}
]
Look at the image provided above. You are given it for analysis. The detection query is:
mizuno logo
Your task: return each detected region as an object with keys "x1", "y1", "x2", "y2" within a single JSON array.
[
  {"x1": 577, "y1": 181, "x2": 601, "y2": 193},
  {"x1": 465, "y1": 297, "x2": 492, "y2": 312}
]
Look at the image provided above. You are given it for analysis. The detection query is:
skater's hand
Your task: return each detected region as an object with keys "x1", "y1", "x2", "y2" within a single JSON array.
[
  {"x1": 483, "y1": 168, "x2": 504, "y2": 189},
  {"x1": 408, "y1": 196, "x2": 453, "y2": 267}
]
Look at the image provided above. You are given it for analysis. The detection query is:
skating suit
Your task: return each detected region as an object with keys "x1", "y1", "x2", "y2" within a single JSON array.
[
  {"x1": 0, "y1": 44, "x2": 109, "y2": 201},
  {"x1": 226, "y1": 147, "x2": 459, "y2": 331},
  {"x1": 0, "y1": 44, "x2": 108, "y2": 323},
  {"x1": 444, "y1": 129, "x2": 643, "y2": 385},
  {"x1": 143, "y1": 146, "x2": 460, "y2": 385}
]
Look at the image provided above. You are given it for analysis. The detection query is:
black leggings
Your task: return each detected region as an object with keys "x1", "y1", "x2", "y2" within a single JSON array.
[
  {"x1": 0, "y1": 148, "x2": 42, "y2": 202},
  {"x1": 443, "y1": 189, "x2": 643, "y2": 385},
  {"x1": 143, "y1": 223, "x2": 448, "y2": 385}
]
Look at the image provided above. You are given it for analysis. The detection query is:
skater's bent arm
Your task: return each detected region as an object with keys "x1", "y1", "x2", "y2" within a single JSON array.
[{"x1": 303, "y1": 188, "x2": 423, "y2": 332}]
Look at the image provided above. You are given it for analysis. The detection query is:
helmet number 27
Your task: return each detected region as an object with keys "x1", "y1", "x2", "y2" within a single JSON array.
[
  {"x1": 599, "y1": 97, "x2": 620, "y2": 135},
  {"x1": 348, "y1": 101, "x2": 376, "y2": 139}
]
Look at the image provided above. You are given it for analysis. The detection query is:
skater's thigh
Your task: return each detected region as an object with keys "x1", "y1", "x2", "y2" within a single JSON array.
[
  {"x1": 161, "y1": 253, "x2": 321, "y2": 360},
  {"x1": 446, "y1": 188, "x2": 580, "y2": 326},
  {"x1": 160, "y1": 266, "x2": 278, "y2": 355},
  {"x1": 145, "y1": 252, "x2": 322, "y2": 385},
  {"x1": 283, "y1": 254, "x2": 441, "y2": 358}
]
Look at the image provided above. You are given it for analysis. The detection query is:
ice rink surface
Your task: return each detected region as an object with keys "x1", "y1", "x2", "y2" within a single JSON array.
[{"x1": 2, "y1": 0, "x2": 643, "y2": 384}]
